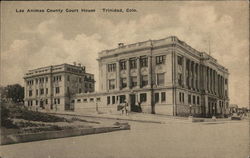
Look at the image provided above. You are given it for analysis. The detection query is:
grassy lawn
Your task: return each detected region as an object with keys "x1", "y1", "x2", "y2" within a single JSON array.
[{"x1": 1, "y1": 102, "x2": 101, "y2": 135}]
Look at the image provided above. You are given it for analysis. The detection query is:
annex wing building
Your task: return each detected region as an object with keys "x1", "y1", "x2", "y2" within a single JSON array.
[
  {"x1": 74, "y1": 36, "x2": 229, "y2": 117},
  {"x1": 24, "y1": 63, "x2": 95, "y2": 111}
]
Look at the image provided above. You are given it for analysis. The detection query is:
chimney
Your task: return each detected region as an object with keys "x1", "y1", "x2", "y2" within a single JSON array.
[{"x1": 118, "y1": 43, "x2": 124, "y2": 48}]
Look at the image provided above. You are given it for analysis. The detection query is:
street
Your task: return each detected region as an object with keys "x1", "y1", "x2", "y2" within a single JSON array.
[{"x1": 1, "y1": 119, "x2": 249, "y2": 158}]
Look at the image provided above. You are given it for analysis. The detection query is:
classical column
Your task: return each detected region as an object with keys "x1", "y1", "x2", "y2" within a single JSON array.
[
  {"x1": 126, "y1": 59, "x2": 130, "y2": 89},
  {"x1": 183, "y1": 57, "x2": 186, "y2": 88},
  {"x1": 137, "y1": 57, "x2": 141, "y2": 88},
  {"x1": 189, "y1": 61, "x2": 192, "y2": 89},
  {"x1": 197, "y1": 64, "x2": 200, "y2": 91},
  {"x1": 116, "y1": 60, "x2": 120, "y2": 90},
  {"x1": 148, "y1": 56, "x2": 152, "y2": 87}
]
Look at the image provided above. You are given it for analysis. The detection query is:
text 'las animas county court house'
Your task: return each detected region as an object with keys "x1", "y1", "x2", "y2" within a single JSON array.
[{"x1": 24, "y1": 36, "x2": 229, "y2": 117}]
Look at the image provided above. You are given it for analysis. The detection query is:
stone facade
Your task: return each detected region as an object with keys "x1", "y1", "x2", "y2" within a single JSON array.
[
  {"x1": 74, "y1": 36, "x2": 230, "y2": 117},
  {"x1": 24, "y1": 63, "x2": 95, "y2": 111}
]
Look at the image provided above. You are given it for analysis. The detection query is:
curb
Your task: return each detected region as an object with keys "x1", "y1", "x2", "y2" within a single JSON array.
[{"x1": 1, "y1": 125, "x2": 130, "y2": 145}]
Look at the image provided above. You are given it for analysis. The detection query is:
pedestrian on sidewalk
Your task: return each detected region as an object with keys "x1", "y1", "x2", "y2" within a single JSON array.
[{"x1": 125, "y1": 100, "x2": 129, "y2": 116}]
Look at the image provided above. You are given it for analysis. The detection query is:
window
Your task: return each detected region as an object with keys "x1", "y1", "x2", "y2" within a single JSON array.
[
  {"x1": 54, "y1": 99, "x2": 57, "y2": 104},
  {"x1": 141, "y1": 75, "x2": 148, "y2": 87},
  {"x1": 57, "y1": 98, "x2": 60, "y2": 104},
  {"x1": 67, "y1": 75, "x2": 70, "y2": 81},
  {"x1": 188, "y1": 94, "x2": 191, "y2": 104},
  {"x1": 90, "y1": 98, "x2": 94, "y2": 102},
  {"x1": 83, "y1": 99, "x2": 88, "y2": 102},
  {"x1": 108, "y1": 79, "x2": 115, "y2": 90},
  {"x1": 55, "y1": 87, "x2": 60, "y2": 94},
  {"x1": 112, "y1": 96, "x2": 116, "y2": 104},
  {"x1": 36, "y1": 79, "x2": 38, "y2": 84},
  {"x1": 225, "y1": 79, "x2": 228, "y2": 85},
  {"x1": 178, "y1": 73, "x2": 183, "y2": 86},
  {"x1": 120, "y1": 60, "x2": 126, "y2": 70},
  {"x1": 161, "y1": 92, "x2": 166, "y2": 102},
  {"x1": 155, "y1": 93, "x2": 159, "y2": 103},
  {"x1": 96, "y1": 98, "x2": 101, "y2": 102},
  {"x1": 140, "y1": 93, "x2": 147, "y2": 102},
  {"x1": 77, "y1": 99, "x2": 81, "y2": 103},
  {"x1": 36, "y1": 89, "x2": 38, "y2": 95},
  {"x1": 46, "y1": 88, "x2": 48, "y2": 94},
  {"x1": 45, "y1": 77, "x2": 48, "y2": 82},
  {"x1": 36, "y1": 100, "x2": 38, "y2": 105},
  {"x1": 131, "y1": 77, "x2": 137, "y2": 87},
  {"x1": 197, "y1": 96, "x2": 200, "y2": 105},
  {"x1": 182, "y1": 93, "x2": 184, "y2": 103},
  {"x1": 179, "y1": 92, "x2": 182, "y2": 102},
  {"x1": 121, "y1": 78, "x2": 127, "y2": 88},
  {"x1": 40, "y1": 88, "x2": 44, "y2": 95},
  {"x1": 119, "y1": 95, "x2": 126, "y2": 103},
  {"x1": 157, "y1": 73, "x2": 165, "y2": 86},
  {"x1": 79, "y1": 88, "x2": 82, "y2": 93},
  {"x1": 45, "y1": 99, "x2": 48, "y2": 104},
  {"x1": 140, "y1": 56, "x2": 148, "y2": 67},
  {"x1": 29, "y1": 90, "x2": 32, "y2": 97},
  {"x1": 130, "y1": 58, "x2": 137, "y2": 69},
  {"x1": 85, "y1": 83, "x2": 88, "y2": 88},
  {"x1": 156, "y1": 55, "x2": 166, "y2": 65},
  {"x1": 79, "y1": 77, "x2": 82, "y2": 83},
  {"x1": 177, "y1": 56, "x2": 183, "y2": 65},
  {"x1": 107, "y1": 96, "x2": 110, "y2": 104},
  {"x1": 108, "y1": 63, "x2": 116, "y2": 72},
  {"x1": 193, "y1": 95, "x2": 196, "y2": 104}
]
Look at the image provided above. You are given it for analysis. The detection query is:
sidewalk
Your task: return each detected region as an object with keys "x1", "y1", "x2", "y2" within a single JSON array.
[{"x1": 45, "y1": 110, "x2": 245, "y2": 124}]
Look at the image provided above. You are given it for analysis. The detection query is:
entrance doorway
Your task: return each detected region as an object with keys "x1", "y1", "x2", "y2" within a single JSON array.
[{"x1": 130, "y1": 94, "x2": 136, "y2": 112}]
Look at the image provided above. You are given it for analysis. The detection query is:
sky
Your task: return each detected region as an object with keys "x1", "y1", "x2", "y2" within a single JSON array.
[{"x1": 1, "y1": 1, "x2": 249, "y2": 107}]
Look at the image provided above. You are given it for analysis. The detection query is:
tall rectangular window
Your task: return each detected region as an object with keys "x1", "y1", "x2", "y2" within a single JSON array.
[
  {"x1": 29, "y1": 90, "x2": 32, "y2": 97},
  {"x1": 46, "y1": 88, "x2": 48, "y2": 94},
  {"x1": 140, "y1": 93, "x2": 147, "y2": 102},
  {"x1": 141, "y1": 75, "x2": 148, "y2": 87},
  {"x1": 79, "y1": 88, "x2": 82, "y2": 93},
  {"x1": 108, "y1": 63, "x2": 116, "y2": 72},
  {"x1": 131, "y1": 77, "x2": 137, "y2": 87},
  {"x1": 112, "y1": 96, "x2": 116, "y2": 104},
  {"x1": 179, "y1": 92, "x2": 182, "y2": 102},
  {"x1": 140, "y1": 56, "x2": 148, "y2": 67},
  {"x1": 197, "y1": 96, "x2": 200, "y2": 105},
  {"x1": 67, "y1": 75, "x2": 70, "y2": 81},
  {"x1": 36, "y1": 89, "x2": 38, "y2": 96},
  {"x1": 161, "y1": 92, "x2": 166, "y2": 102},
  {"x1": 178, "y1": 73, "x2": 183, "y2": 86},
  {"x1": 120, "y1": 60, "x2": 126, "y2": 70},
  {"x1": 55, "y1": 87, "x2": 60, "y2": 94},
  {"x1": 107, "y1": 96, "x2": 110, "y2": 104},
  {"x1": 121, "y1": 78, "x2": 127, "y2": 88},
  {"x1": 193, "y1": 95, "x2": 196, "y2": 104},
  {"x1": 40, "y1": 88, "x2": 44, "y2": 95},
  {"x1": 156, "y1": 55, "x2": 166, "y2": 65},
  {"x1": 157, "y1": 73, "x2": 165, "y2": 86},
  {"x1": 188, "y1": 94, "x2": 191, "y2": 104},
  {"x1": 155, "y1": 93, "x2": 159, "y2": 103},
  {"x1": 177, "y1": 56, "x2": 183, "y2": 65},
  {"x1": 182, "y1": 93, "x2": 184, "y2": 103},
  {"x1": 129, "y1": 58, "x2": 137, "y2": 69},
  {"x1": 108, "y1": 79, "x2": 115, "y2": 90}
]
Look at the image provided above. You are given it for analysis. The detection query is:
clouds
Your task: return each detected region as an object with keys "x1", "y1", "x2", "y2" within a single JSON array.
[{"x1": 1, "y1": 3, "x2": 248, "y2": 107}]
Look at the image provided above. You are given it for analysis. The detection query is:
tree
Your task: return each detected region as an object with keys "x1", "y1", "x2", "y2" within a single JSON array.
[{"x1": 4, "y1": 84, "x2": 24, "y2": 103}]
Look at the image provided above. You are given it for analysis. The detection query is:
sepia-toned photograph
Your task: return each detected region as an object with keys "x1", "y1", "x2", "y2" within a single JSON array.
[{"x1": 0, "y1": 1, "x2": 249, "y2": 158}]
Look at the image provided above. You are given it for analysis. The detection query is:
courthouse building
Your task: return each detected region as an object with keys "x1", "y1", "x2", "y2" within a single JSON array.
[
  {"x1": 74, "y1": 36, "x2": 229, "y2": 117},
  {"x1": 24, "y1": 63, "x2": 95, "y2": 111}
]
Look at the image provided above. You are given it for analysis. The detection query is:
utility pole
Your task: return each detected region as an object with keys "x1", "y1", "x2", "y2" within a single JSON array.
[{"x1": 150, "y1": 40, "x2": 155, "y2": 114}]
